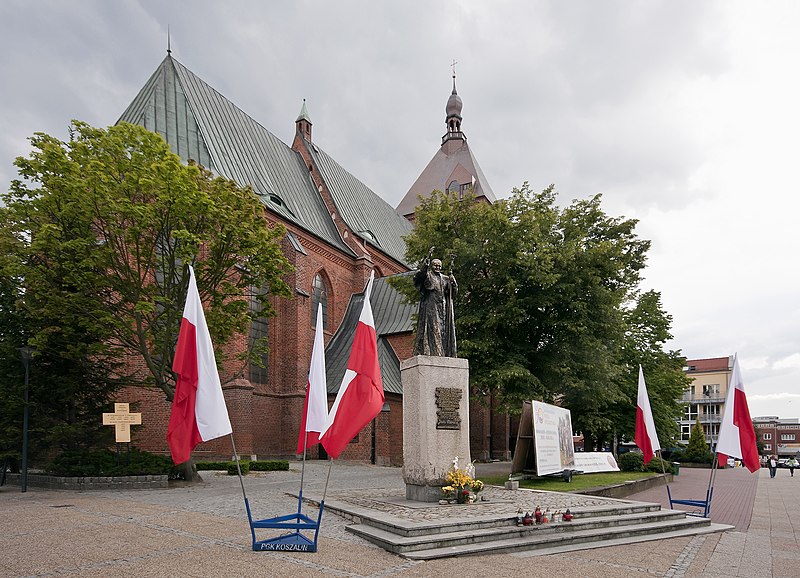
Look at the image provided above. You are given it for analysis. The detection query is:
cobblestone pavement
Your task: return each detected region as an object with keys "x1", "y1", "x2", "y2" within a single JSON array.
[
  {"x1": 319, "y1": 485, "x2": 624, "y2": 521},
  {"x1": 1, "y1": 461, "x2": 797, "y2": 577}
]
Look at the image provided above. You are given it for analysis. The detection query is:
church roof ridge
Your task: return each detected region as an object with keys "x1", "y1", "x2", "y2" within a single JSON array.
[
  {"x1": 396, "y1": 141, "x2": 496, "y2": 217},
  {"x1": 303, "y1": 139, "x2": 413, "y2": 266},
  {"x1": 117, "y1": 54, "x2": 356, "y2": 258}
]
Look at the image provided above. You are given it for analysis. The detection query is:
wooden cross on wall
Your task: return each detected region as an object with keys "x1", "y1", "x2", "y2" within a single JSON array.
[{"x1": 102, "y1": 403, "x2": 142, "y2": 443}]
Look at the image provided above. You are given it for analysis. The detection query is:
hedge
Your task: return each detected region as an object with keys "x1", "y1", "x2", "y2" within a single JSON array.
[
  {"x1": 195, "y1": 459, "x2": 289, "y2": 475},
  {"x1": 46, "y1": 448, "x2": 174, "y2": 477},
  {"x1": 250, "y1": 460, "x2": 289, "y2": 471}
]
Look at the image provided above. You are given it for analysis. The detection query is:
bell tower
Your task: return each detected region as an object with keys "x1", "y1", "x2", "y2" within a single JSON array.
[
  {"x1": 396, "y1": 67, "x2": 497, "y2": 220},
  {"x1": 442, "y1": 73, "x2": 465, "y2": 153}
]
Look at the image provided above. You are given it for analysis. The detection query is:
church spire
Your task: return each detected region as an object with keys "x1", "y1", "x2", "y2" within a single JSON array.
[
  {"x1": 396, "y1": 64, "x2": 496, "y2": 219},
  {"x1": 295, "y1": 98, "x2": 312, "y2": 141},
  {"x1": 442, "y1": 69, "x2": 465, "y2": 149}
]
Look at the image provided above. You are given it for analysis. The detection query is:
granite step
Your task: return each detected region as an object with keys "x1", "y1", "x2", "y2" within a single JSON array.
[
  {"x1": 398, "y1": 517, "x2": 724, "y2": 560},
  {"x1": 319, "y1": 495, "x2": 662, "y2": 538},
  {"x1": 507, "y1": 522, "x2": 733, "y2": 558},
  {"x1": 346, "y1": 508, "x2": 696, "y2": 554}
]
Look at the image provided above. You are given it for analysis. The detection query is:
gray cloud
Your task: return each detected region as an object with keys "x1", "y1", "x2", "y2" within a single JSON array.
[{"x1": 2, "y1": 0, "x2": 798, "y2": 418}]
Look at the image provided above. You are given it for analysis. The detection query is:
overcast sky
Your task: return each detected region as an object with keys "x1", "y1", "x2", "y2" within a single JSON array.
[{"x1": 2, "y1": 1, "x2": 798, "y2": 419}]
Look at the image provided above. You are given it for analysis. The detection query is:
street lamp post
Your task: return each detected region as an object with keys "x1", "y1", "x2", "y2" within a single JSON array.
[{"x1": 20, "y1": 346, "x2": 33, "y2": 493}]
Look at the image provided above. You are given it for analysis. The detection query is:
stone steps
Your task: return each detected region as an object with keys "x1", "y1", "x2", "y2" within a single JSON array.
[
  {"x1": 402, "y1": 518, "x2": 730, "y2": 560},
  {"x1": 342, "y1": 506, "x2": 730, "y2": 560},
  {"x1": 325, "y1": 499, "x2": 661, "y2": 537},
  {"x1": 349, "y1": 508, "x2": 692, "y2": 553}
]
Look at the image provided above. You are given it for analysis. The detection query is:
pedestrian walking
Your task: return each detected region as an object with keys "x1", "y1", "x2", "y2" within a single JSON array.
[
  {"x1": 769, "y1": 455, "x2": 778, "y2": 478},
  {"x1": 787, "y1": 456, "x2": 798, "y2": 477}
]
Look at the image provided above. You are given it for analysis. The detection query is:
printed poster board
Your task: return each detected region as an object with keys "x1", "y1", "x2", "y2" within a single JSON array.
[
  {"x1": 532, "y1": 400, "x2": 575, "y2": 475},
  {"x1": 573, "y1": 452, "x2": 619, "y2": 473}
]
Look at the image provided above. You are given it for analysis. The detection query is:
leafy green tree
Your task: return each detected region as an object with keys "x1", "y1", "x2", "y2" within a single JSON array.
[
  {"x1": 0, "y1": 270, "x2": 27, "y2": 460},
  {"x1": 683, "y1": 418, "x2": 713, "y2": 463},
  {"x1": 0, "y1": 190, "x2": 120, "y2": 454},
  {"x1": 400, "y1": 184, "x2": 655, "y2": 445},
  {"x1": 611, "y1": 291, "x2": 690, "y2": 449},
  {"x1": 0, "y1": 121, "x2": 293, "y2": 456}
]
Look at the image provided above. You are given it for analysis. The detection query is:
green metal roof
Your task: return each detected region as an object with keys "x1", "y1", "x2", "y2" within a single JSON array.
[
  {"x1": 117, "y1": 55, "x2": 354, "y2": 258},
  {"x1": 119, "y1": 56, "x2": 419, "y2": 394},
  {"x1": 303, "y1": 139, "x2": 413, "y2": 266},
  {"x1": 371, "y1": 273, "x2": 416, "y2": 335}
]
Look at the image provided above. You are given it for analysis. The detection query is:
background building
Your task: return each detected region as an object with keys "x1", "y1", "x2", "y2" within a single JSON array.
[
  {"x1": 753, "y1": 416, "x2": 800, "y2": 457},
  {"x1": 680, "y1": 356, "x2": 732, "y2": 445}
]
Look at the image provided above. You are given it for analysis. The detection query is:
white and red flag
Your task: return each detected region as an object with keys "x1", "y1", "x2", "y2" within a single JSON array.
[
  {"x1": 319, "y1": 271, "x2": 384, "y2": 459},
  {"x1": 635, "y1": 365, "x2": 661, "y2": 465},
  {"x1": 296, "y1": 303, "x2": 329, "y2": 453},
  {"x1": 716, "y1": 354, "x2": 759, "y2": 473},
  {"x1": 167, "y1": 266, "x2": 232, "y2": 465}
]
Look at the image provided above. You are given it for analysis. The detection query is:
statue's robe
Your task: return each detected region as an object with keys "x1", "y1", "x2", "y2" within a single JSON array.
[{"x1": 413, "y1": 267, "x2": 457, "y2": 357}]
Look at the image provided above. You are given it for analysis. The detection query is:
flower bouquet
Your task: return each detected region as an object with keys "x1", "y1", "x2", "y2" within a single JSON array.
[{"x1": 441, "y1": 456, "x2": 484, "y2": 504}]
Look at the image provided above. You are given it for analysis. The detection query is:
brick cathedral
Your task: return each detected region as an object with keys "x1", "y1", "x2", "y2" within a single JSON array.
[{"x1": 118, "y1": 53, "x2": 510, "y2": 465}]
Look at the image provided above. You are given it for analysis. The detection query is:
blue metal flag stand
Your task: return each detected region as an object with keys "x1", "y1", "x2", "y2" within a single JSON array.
[
  {"x1": 240, "y1": 433, "x2": 332, "y2": 552},
  {"x1": 665, "y1": 446, "x2": 718, "y2": 518}
]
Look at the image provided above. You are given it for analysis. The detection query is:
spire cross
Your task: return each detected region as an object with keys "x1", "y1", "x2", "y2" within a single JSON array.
[{"x1": 451, "y1": 59, "x2": 458, "y2": 77}]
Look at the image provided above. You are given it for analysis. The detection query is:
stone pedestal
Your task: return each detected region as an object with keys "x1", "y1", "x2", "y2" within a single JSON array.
[{"x1": 401, "y1": 355, "x2": 470, "y2": 502}]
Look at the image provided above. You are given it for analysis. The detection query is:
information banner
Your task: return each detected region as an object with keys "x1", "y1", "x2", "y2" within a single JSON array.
[
  {"x1": 532, "y1": 400, "x2": 575, "y2": 475},
  {"x1": 573, "y1": 452, "x2": 619, "y2": 473}
]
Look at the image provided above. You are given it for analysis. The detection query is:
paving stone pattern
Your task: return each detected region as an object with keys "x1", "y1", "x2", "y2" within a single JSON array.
[
  {"x1": 323, "y1": 486, "x2": 622, "y2": 521},
  {"x1": 1, "y1": 461, "x2": 798, "y2": 577}
]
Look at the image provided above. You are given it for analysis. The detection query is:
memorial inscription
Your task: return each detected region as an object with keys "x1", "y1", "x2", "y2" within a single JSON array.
[
  {"x1": 435, "y1": 387, "x2": 462, "y2": 430},
  {"x1": 102, "y1": 403, "x2": 142, "y2": 443}
]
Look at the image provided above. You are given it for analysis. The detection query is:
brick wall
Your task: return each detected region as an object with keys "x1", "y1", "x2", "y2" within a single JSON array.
[
  {"x1": 470, "y1": 400, "x2": 490, "y2": 462},
  {"x1": 386, "y1": 333, "x2": 414, "y2": 361},
  {"x1": 383, "y1": 394, "x2": 404, "y2": 465}
]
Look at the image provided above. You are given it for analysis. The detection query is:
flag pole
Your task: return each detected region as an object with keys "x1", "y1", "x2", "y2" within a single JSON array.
[
  {"x1": 297, "y1": 432, "x2": 309, "y2": 513},
  {"x1": 228, "y1": 434, "x2": 249, "y2": 504},
  {"x1": 705, "y1": 439, "x2": 719, "y2": 515},
  {"x1": 654, "y1": 448, "x2": 674, "y2": 506},
  {"x1": 321, "y1": 456, "x2": 334, "y2": 504},
  {"x1": 227, "y1": 433, "x2": 257, "y2": 545}
]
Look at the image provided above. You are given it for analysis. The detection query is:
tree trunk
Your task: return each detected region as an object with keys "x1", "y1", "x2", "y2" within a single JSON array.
[{"x1": 180, "y1": 459, "x2": 203, "y2": 482}]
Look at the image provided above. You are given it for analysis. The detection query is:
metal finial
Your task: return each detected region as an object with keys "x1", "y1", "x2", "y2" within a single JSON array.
[{"x1": 167, "y1": 25, "x2": 171, "y2": 55}]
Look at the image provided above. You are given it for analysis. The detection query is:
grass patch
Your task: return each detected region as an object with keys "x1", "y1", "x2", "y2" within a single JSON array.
[{"x1": 482, "y1": 471, "x2": 659, "y2": 492}]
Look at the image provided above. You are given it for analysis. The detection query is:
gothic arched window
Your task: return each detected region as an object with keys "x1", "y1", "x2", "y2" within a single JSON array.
[
  {"x1": 249, "y1": 288, "x2": 269, "y2": 385},
  {"x1": 312, "y1": 273, "x2": 328, "y2": 330}
]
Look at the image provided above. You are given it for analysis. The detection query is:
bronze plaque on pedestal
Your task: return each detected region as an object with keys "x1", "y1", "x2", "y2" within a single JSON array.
[{"x1": 435, "y1": 387, "x2": 461, "y2": 430}]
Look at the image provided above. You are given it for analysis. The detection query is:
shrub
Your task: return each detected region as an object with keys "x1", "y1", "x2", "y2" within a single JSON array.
[
  {"x1": 227, "y1": 460, "x2": 250, "y2": 475},
  {"x1": 669, "y1": 448, "x2": 685, "y2": 462},
  {"x1": 619, "y1": 452, "x2": 644, "y2": 472},
  {"x1": 250, "y1": 460, "x2": 289, "y2": 472},
  {"x1": 683, "y1": 418, "x2": 714, "y2": 463},
  {"x1": 46, "y1": 448, "x2": 173, "y2": 477},
  {"x1": 645, "y1": 456, "x2": 672, "y2": 473}
]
